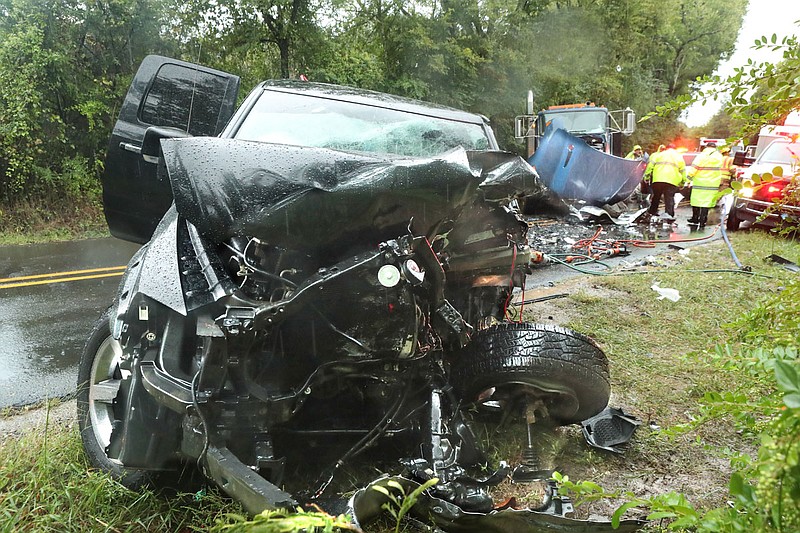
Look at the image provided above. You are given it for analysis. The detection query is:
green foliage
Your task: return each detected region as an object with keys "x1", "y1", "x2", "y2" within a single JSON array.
[
  {"x1": 536, "y1": 231, "x2": 800, "y2": 531},
  {"x1": 0, "y1": 0, "x2": 754, "y2": 217},
  {"x1": 730, "y1": 276, "x2": 800, "y2": 347},
  {"x1": 370, "y1": 477, "x2": 438, "y2": 533},
  {"x1": 646, "y1": 30, "x2": 800, "y2": 138},
  {"x1": 609, "y1": 344, "x2": 800, "y2": 530},
  {"x1": 212, "y1": 506, "x2": 360, "y2": 532},
  {"x1": 689, "y1": 350, "x2": 800, "y2": 531},
  {"x1": 0, "y1": 411, "x2": 236, "y2": 531},
  {"x1": 551, "y1": 471, "x2": 615, "y2": 505},
  {"x1": 643, "y1": 267, "x2": 800, "y2": 531},
  {"x1": 557, "y1": 343, "x2": 800, "y2": 532},
  {"x1": 0, "y1": 0, "x2": 167, "y2": 215}
]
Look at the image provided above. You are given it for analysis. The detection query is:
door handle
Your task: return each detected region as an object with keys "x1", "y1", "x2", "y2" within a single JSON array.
[{"x1": 119, "y1": 142, "x2": 142, "y2": 154}]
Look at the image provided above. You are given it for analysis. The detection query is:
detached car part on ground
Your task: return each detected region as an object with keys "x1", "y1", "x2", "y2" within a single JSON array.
[
  {"x1": 727, "y1": 139, "x2": 800, "y2": 231},
  {"x1": 77, "y1": 55, "x2": 644, "y2": 531}
]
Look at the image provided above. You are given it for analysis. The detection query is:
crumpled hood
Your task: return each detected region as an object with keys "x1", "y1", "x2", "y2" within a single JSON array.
[{"x1": 161, "y1": 137, "x2": 546, "y2": 250}]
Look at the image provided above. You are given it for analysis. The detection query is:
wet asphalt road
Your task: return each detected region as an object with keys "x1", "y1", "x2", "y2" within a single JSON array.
[
  {"x1": 0, "y1": 238, "x2": 140, "y2": 408},
  {"x1": 0, "y1": 204, "x2": 721, "y2": 409}
]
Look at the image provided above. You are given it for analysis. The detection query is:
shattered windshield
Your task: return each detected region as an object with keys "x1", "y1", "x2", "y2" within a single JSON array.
[
  {"x1": 233, "y1": 90, "x2": 490, "y2": 157},
  {"x1": 543, "y1": 109, "x2": 607, "y2": 134}
]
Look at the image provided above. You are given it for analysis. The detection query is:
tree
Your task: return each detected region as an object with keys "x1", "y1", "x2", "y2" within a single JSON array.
[
  {"x1": 0, "y1": 0, "x2": 169, "y2": 210},
  {"x1": 0, "y1": 0, "x2": 752, "y2": 213},
  {"x1": 168, "y1": 0, "x2": 323, "y2": 81},
  {"x1": 649, "y1": 32, "x2": 800, "y2": 139}
]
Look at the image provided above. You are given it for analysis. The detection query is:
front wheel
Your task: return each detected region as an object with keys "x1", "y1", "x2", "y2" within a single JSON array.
[
  {"x1": 76, "y1": 307, "x2": 148, "y2": 487},
  {"x1": 450, "y1": 323, "x2": 610, "y2": 425},
  {"x1": 726, "y1": 204, "x2": 741, "y2": 231}
]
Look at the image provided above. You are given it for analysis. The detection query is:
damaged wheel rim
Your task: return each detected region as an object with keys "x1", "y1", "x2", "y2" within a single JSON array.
[{"x1": 87, "y1": 335, "x2": 126, "y2": 455}]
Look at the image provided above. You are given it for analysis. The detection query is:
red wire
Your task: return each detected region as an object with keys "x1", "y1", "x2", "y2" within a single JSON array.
[{"x1": 570, "y1": 224, "x2": 721, "y2": 258}]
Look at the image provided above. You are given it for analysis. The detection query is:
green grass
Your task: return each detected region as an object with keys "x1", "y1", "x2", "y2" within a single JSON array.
[
  {"x1": 0, "y1": 200, "x2": 108, "y2": 245},
  {"x1": 0, "y1": 407, "x2": 240, "y2": 531},
  {"x1": 0, "y1": 226, "x2": 110, "y2": 245}
]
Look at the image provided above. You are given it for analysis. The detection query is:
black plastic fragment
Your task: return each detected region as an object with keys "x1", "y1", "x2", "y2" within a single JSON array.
[
  {"x1": 581, "y1": 407, "x2": 641, "y2": 454},
  {"x1": 765, "y1": 254, "x2": 800, "y2": 273}
]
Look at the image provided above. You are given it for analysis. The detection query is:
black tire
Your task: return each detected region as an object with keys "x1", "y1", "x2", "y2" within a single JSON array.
[
  {"x1": 726, "y1": 204, "x2": 741, "y2": 231},
  {"x1": 76, "y1": 307, "x2": 148, "y2": 487},
  {"x1": 450, "y1": 323, "x2": 610, "y2": 425}
]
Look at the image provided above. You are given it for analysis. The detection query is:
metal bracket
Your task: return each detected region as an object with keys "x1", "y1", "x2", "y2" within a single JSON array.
[{"x1": 204, "y1": 445, "x2": 297, "y2": 514}]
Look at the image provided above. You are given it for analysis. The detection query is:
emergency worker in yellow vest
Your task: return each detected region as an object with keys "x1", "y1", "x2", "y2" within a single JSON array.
[
  {"x1": 644, "y1": 142, "x2": 686, "y2": 221},
  {"x1": 626, "y1": 145, "x2": 651, "y2": 207},
  {"x1": 686, "y1": 142, "x2": 732, "y2": 227}
]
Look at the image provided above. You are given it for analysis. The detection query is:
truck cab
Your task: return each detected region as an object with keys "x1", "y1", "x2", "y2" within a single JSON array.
[
  {"x1": 511, "y1": 92, "x2": 641, "y2": 208},
  {"x1": 514, "y1": 93, "x2": 636, "y2": 159},
  {"x1": 103, "y1": 55, "x2": 499, "y2": 244},
  {"x1": 534, "y1": 104, "x2": 620, "y2": 155}
]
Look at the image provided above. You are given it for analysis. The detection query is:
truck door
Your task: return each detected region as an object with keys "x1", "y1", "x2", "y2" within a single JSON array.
[{"x1": 102, "y1": 55, "x2": 240, "y2": 244}]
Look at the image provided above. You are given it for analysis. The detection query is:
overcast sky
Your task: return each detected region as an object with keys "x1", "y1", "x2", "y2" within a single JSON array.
[{"x1": 682, "y1": 0, "x2": 800, "y2": 127}]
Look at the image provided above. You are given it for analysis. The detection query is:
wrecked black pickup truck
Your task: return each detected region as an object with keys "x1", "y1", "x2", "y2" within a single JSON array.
[{"x1": 77, "y1": 55, "x2": 645, "y2": 532}]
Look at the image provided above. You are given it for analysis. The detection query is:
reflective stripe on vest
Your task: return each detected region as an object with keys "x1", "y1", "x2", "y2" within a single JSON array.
[
  {"x1": 653, "y1": 160, "x2": 681, "y2": 169},
  {"x1": 649, "y1": 150, "x2": 685, "y2": 187}
]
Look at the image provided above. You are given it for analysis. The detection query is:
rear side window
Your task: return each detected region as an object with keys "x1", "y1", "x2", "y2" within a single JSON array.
[{"x1": 140, "y1": 64, "x2": 230, "y2": 136}]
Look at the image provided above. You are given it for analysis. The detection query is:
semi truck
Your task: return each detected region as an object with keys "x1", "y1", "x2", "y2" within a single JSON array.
[
  {"x1": 515, "y1": 92, "x2": 636, "y2": 158},
  {"x1": 514, "y1": 91, "x2": 643, "y2": 207}
]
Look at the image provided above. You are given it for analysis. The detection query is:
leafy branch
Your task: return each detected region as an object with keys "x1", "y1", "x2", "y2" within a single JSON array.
[
  {"x1": 213, "y1": 505, "x2": 361, "y2": 532},
  {"x1": 370, "y1": 477, "x2": 438, "y2": 533}
]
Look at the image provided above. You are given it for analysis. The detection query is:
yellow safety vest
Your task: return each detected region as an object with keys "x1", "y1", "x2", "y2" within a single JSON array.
[
  {"x1": 645, "y1": 149, "x2": 686, "y2": 187},
  {"x1": 688, "y1": 148, "x2": 730, "y2": 207}
]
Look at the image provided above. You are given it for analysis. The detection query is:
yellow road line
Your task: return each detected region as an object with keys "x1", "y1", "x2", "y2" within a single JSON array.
[
  {"x1": 0, "y1": 266, "x2": 126, "y2": 284},
  {"x1": 0, "y1": 271, "x2": 124, "y2": 290}
]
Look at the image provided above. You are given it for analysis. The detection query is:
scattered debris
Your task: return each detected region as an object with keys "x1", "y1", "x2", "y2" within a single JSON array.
[
  {"x1": 581, "y1": 407, "x2": 642, "y2": 454},
  {"x1": 349, "y1": 474, "x2": 646, "y2": 532},
  {"x1": 651, "y1": 283, "x2": 680, "y2": 302},
  {"x1": 572, "y1": 205, "x2": 648, "y2": 225},
  {"x1": 518, "y1": 293, "x2": 570, "y2": 305},
  {"x1": 765, "y1": 254, "x2": 800, "y2": 273}
]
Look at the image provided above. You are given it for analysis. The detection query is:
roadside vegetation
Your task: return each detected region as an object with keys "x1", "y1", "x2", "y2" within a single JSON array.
[
  {"x1": 523, "y1": 230, "x2": 800, "y2": 531},
  {"x1": 0, "y1": 0, "x2": 747, "y2": 230},
  {"x1": 0, "y1": 206, "x2": 107, "y2": 245},
  {"x1": 1, "y1": 230, "x2": 798, "y2": 532}
]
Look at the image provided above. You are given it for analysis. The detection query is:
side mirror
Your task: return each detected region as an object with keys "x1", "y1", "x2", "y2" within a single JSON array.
[
  {"x1": 733, "y1": 151, "x2": 755, "y2": 168},
  {"x1": 141, "y1": 126, "x2": 192, "y2": 164},
  {"x1": 622, "y1": 108, "x2": 636, "y2": 135},
  {"x1": 514, "y1": 115, "x2": 535, "y2": 139}
]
